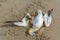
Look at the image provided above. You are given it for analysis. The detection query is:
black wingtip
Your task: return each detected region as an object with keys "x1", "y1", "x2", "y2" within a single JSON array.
[
  {"x1": 51, "y1": 8, "x2": 54, "y2": 12},
  {"x1": 48, "y1": 8, "x2": 54, "y2": 16},
  {"x1": 48, "y1": 8, "x2": 54, "y2": 13},
  {"x1": 5, "y1": 21, "x2": 13, "y2": 23},
  {"x1": 4, "y1": 21, "x2": 18, "y2": 23}
]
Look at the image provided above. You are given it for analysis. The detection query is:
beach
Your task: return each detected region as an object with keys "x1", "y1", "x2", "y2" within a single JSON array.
[{"x1": 0, "y1": 0, "x2": 60, "y2": 40}]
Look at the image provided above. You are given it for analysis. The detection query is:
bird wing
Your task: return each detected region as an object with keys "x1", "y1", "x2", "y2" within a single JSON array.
[{"x1": 44, "y1": 13, "x2": 52, "y2": 27}]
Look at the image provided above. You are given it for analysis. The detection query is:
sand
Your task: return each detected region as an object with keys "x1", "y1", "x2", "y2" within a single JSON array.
[{"x1": 0, "y1": 0, "x2": 60, "y2": 40}]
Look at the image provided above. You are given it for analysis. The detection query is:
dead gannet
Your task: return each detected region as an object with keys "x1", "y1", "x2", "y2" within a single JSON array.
[
  {"x1": 44, "y1": 8, "x2": 53, "y2": 27},
  {"x1": 28, "y1": 9, "x2": 44, "y2": 36}
]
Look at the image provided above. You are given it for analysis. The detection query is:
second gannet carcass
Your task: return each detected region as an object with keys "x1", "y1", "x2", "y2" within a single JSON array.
[
  {"x1": 28, "y1": 9, "x2": 44, "y2": 36},
  {"x1": 44, "y1": 8, "x2": 53, "y2": 27}
]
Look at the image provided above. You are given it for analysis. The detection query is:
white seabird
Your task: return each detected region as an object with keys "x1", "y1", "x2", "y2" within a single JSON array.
[
  {"x1": 28, "y1": 9, "x2": 44, "y2": 36},
  {"x1": 44, "y1": 8, "x2": 53, "y2": 27}
]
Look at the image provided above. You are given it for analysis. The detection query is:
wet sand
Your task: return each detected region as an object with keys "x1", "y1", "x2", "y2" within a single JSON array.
[{"x1": 0, "y1": 0, "x2": 60, "y2": 40}]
